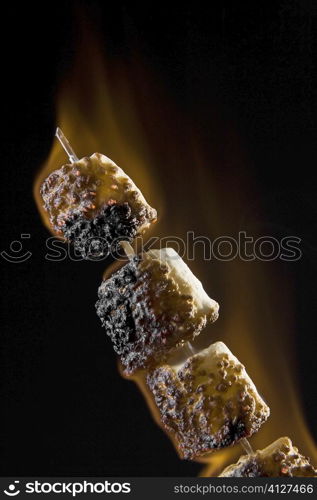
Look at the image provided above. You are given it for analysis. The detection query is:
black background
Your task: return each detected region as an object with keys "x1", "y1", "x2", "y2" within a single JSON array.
[{"x1": 1, "y1": 1, "x2": 317, "y2": 476}]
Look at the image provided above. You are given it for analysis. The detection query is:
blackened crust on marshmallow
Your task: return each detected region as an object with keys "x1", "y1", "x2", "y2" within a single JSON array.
[
  {"x1": 95, "y1": 255, "x2": 208, "y2": 374},
  {"x1": 62, "y1": 202, "x2": 141, "y2": 259},
  {"x1": 96, "y1": 256, "x2": 140, "y2": 362}
]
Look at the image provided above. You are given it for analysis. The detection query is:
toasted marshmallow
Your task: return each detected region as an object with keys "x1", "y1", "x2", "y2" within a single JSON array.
[
  {"x1": 219, "y1": 437, "x2": 317, "y2": 477},
  {"x1": 41, "y1": 153, "x2": 156, "y2": 258},
  {"x1": 147, "y1": 341, "x2": 270, "y2": 460},
  {"x1": 96, "y1": 248, "x2": 219, "y2": 374}
]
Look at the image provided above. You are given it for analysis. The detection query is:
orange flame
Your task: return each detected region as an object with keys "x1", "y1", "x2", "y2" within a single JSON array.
[
  {"x1": 34, "y1": 27, "x2": 316, "y2": 476},
  {"x1": 33, "y1": 29, "x2": 162, "y2": 236}
]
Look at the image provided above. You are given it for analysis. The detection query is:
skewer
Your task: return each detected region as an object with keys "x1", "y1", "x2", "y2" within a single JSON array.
[
  {"x1": 120, "y1": 241, "x2": 136, "y2": 260},
  {"x1": 240, "y1": 437, "x2": 254, "y2": 455},
  {"x1": 55, "y1": 127, "x2": 79, "y2": 163},
  {"x1": 187, "y1": 342, "x2": 196, "y2": 354}
]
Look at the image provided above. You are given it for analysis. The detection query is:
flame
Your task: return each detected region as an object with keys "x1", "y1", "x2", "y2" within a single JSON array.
[
  {"x1": 34, "y1": 25, "x2": 316, "y2": 476},
  {"x1": 33, "y1": 28, "x2": 163, "y2": 235}
]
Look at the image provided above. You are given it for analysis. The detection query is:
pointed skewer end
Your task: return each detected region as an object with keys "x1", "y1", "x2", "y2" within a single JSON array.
[{"x1": 55, "y1": 126, "x2": 79, "y2": 163}]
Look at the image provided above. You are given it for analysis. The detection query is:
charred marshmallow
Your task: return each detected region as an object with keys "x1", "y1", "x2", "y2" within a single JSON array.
[
  {"x1": 147, "y1": 341, "x2": 270, "y2": 460},
  {"x1": 40, "y1": 153, "x2": 157, "y2": 258},
  {"x1": 219, "y1": 437, "x2": 317, "y2": 477},
  {"x1": 96, "y1": 248, "x2": 219, "y2": 374}
]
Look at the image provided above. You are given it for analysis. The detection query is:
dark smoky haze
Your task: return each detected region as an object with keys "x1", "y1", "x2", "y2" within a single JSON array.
[{"x1": 1, "y1": 1, "x2": 317, "y2": 476}]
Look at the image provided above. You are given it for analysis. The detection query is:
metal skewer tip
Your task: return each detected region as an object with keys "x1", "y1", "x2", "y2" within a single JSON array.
[{"x1": 55, "y1": 127, "x2": 79, "y2": 163}]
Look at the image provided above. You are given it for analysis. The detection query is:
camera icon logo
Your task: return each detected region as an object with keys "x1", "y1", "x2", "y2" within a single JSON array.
[{"x1": 3, "y1": 481, "x2": 20, "y2": 496}]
